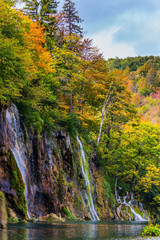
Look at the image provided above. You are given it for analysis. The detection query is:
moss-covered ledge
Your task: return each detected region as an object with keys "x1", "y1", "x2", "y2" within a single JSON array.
[{"x1": 0, "y1": 192, "x2": 7, "y2": 229}]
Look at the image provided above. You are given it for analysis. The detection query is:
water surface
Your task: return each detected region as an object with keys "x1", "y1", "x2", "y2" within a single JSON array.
[{"x1": 0, "y1": 221, "x2": 151, "y2": 240}]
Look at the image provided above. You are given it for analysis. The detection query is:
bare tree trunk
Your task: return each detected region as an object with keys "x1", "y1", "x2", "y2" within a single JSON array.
[
  {"x1": 97, "y1": 106, "x2": 105, "y2": 145},
  {"x1": 96, "y1": 83, "x2": 117, "y2": 145}
]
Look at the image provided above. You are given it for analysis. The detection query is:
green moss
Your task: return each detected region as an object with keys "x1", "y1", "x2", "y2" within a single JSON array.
[
  {"x1": 7, "y1": 149, "x2": 27, "y2": 218},
  {"x1": 8, "y1": 217, "x2": 18, "y2": 223},
  {"x1": 0, "y1": 191, "x2": 7, "y2": 228},
  {"x1": 127, "y1": 208, "x2": 134, "y2": 220},
  {"x1": 0, "y1": 191, "x2": 5, "y2": 200},
  {"x1": 134, "y1": 206, "x2": 143, "y2": 218},
  {"x1": 74, "y1": 194, "x2": 83, "y2": 209},
  {"x1": 121, "y1": 205, "x2": 127, "y2": 211},
  {"x1": 63, "y1": 208, "x2": 75, "y2": 220},
  {"x1": 104, "y1": 180, "x2": 116, "y2": 208}
]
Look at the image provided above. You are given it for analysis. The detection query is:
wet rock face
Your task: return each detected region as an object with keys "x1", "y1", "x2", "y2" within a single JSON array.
[
  {"x1": 26, "y1": 130, "x2": 75, "y2": 218},
  {"x1": 0, "y1": 192, "x2": 7, "y2": 229},
  {"x1": 0, "y1": 105, "x2": 78, "y2": 219},
  {"x1": 0, "y1": 108, "x2": 7, "y2": 155},
  {"x1": 0, "y1": 105, "x2": 108, "y2": 220}
]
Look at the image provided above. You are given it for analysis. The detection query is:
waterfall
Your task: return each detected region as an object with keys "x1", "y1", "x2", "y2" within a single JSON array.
[
  {"x1": 115, "y1": 179, "x2": 147, "y2": 221},
  {"x1": 6, "y1": 104, "x2": 30, "y2": 218},
  {"x1": 77, "y1": 135, "x2": 99, "y2": 220}
]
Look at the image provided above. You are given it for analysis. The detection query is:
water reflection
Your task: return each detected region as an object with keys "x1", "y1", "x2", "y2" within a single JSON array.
[
  {"x1": 0, "y1": 229, "x2": 8, "y2": 240},
  {"x1": 8, "y1": 228, "x2": 28, "y2": 240},
  {"x1": 6, "y1": 221, "x2": 147, "y2": 240}
]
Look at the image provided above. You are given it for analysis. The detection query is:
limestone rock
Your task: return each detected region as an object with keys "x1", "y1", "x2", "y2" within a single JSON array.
[
  {"x1": 0, "y1": 192, "x2": 7, "y2": 228},
  {"x1": 7, "y1": 208, "x2": 18, "y2": 223}
]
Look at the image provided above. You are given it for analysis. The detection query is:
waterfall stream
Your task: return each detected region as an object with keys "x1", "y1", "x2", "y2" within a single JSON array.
[
  {"x1": 115, "y1": 179, "x2": 147, "y2": 221},
  {"x1": 77, "y1": 135, "x2": 99, "y2": 220},
  {"x1": 6, "y1": 104, "x2": 30, "y2": 218}
]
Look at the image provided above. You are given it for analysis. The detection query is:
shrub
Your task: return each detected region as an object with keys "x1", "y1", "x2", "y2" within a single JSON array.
[{"x1": 142, "y1": 224, "x2": 160, "y2": 237}]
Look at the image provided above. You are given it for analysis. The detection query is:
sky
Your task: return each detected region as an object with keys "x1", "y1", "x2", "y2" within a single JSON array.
[{"x1": 59, "y1": 0, "x2": 160, "y2": 60}]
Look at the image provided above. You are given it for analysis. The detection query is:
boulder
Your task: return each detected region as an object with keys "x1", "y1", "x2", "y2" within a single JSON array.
[
  {"x1": 7, "y1": 208, "x2": 18, "y2": 223},
  {"x1": 38, "y1": 213, "x2": 65, "y2": 222}
]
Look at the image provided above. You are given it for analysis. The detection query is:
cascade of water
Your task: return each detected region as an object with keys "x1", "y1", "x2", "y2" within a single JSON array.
[
  {"x1": 6, "y1": 104, "x2": 30, "y2": 218},
  {"x1": 115, "y1": 180, "x2": 147, "y2": 221},
  {"x1": 77, "y1": 135, "x2": 99, "y2": 220}
]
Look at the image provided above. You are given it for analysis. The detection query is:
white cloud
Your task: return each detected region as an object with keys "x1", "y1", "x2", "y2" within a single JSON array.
[
  {"x1": 114, "y1": 10, "x2": 160, "y2": 56},
  {"x1": 91, "y1": 27, "x2": 136, "y2": 59}
]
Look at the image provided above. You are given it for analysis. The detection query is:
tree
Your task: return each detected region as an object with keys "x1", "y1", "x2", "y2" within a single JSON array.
[
  {"x1": 104, "y1": 121, "x2": 160, "y2": 186},
  {"x1": 23, "y1": 0, "x2": 39, "y2": 20},
  {"x1": 3, "y1": 0, "x2": 17, "y2": 6},
  {"x1": 77, "y1": 38, "x2": 105, "y2": 113},
  {"x1": 96, "y1": 69, "x2": 136, "y2": 145},
  {"x1": 62, "y1": 0, "x2": 83, "y2": 41},
  {"x1": 0, "y1": 0, "x2": 58, "y2": 132},
  {"x1": 40, "y1": 0, "x2": 58, "y2": 49},
  {"x1": 22, "y1": 0, "x2": 59, "y2": 50}
]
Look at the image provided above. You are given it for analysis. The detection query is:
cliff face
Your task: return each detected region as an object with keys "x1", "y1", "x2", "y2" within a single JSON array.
[{"x1": 0, "y1": 105, "x2": 114, "y2": 220}]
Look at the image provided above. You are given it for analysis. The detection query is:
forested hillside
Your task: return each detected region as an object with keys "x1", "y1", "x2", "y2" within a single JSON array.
[{"x1": 0, "y1": 0, "x2": 160, "y2": 221}]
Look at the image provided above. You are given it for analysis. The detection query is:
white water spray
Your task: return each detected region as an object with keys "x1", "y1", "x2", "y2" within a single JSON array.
[
  {"x1": 115, "y1": 178, "x2": 147, "y2": 221},
  {"x1": 6, "y1": 104, "x2": 30, "y2": 218},
  {"x1": 77, "y1": 135, "x2": 99, "y2": 220}
]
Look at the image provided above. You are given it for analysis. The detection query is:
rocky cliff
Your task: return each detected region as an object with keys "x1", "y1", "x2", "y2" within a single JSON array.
[{"x1": 0, "y1": 104, "x2": 114, "y2": 221}]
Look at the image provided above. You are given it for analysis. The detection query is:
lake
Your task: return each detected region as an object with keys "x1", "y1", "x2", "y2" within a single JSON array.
[{"x1": 0, "y1": 221, "x2": 155, "y2": 240}]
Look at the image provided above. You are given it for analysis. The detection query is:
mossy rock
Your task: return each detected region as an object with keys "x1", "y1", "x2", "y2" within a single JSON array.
[
  {"x1": 7, "y1": 208, "x2": 18, "y2": 223},
  {"x1": 38, "y1": 213, "x2": 65, "y2": 222},
  {"x1": 134, "y1": 206, "x2": 143, "y2": 218},
  {"x1": 7, "y1": 149, "x2": 27, "y2": 218},
  {"x1": 63, "y1": 208, "x2": 75, "y2": 220},
  {"x1": 74, "y1": 195, "x2": 83, "y2": 209}
]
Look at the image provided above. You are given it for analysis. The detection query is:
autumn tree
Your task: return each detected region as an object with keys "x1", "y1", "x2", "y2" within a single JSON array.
[
  {"x1": 96, "y1": 69, "x2": 137, "y2": 145},
  {"x1": 0, "y1": 0, "x2": 58, "y2": 132},
  {"x1": 104, "y1": 121, "x2": 160, "y2": 189},
  {"x1": 22, "y1": 0, "x2": 59, "y2": 50}
]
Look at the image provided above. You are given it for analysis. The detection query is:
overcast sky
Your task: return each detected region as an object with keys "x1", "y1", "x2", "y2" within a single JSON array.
[{"x1": 59, "y1": 0, "x2": 160, "y2": 59}]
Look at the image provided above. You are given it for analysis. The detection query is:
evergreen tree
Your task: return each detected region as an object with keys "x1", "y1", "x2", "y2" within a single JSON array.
[
  {"x1": 23, "y1": 0, "x2": 39, "y2": 20},
  {"x1": 40, "y1": 0, "x2": 58, "y2": 50},
  {"x1": 62, "y1": 0, "x2": 83, "y2": 37},
  {"x1": 40, "y1": 0, "x2": 58, "y2": 31}
]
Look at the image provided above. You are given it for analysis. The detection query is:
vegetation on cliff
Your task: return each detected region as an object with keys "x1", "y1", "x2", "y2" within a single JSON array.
[
  {"x1": 0, "y1": 0, "x2": 160, "y2": 219},
  {"x1": 7, "y1": 150, "x2": 27, "y2": 218},
  {"x1": 0, "y1": 192, "x2": 7, "y2": 228}
]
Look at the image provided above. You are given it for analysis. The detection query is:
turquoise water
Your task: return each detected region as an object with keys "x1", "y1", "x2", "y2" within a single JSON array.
[{"x1": 0, "y1": 221, "x2": 149, "y2": 240}]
